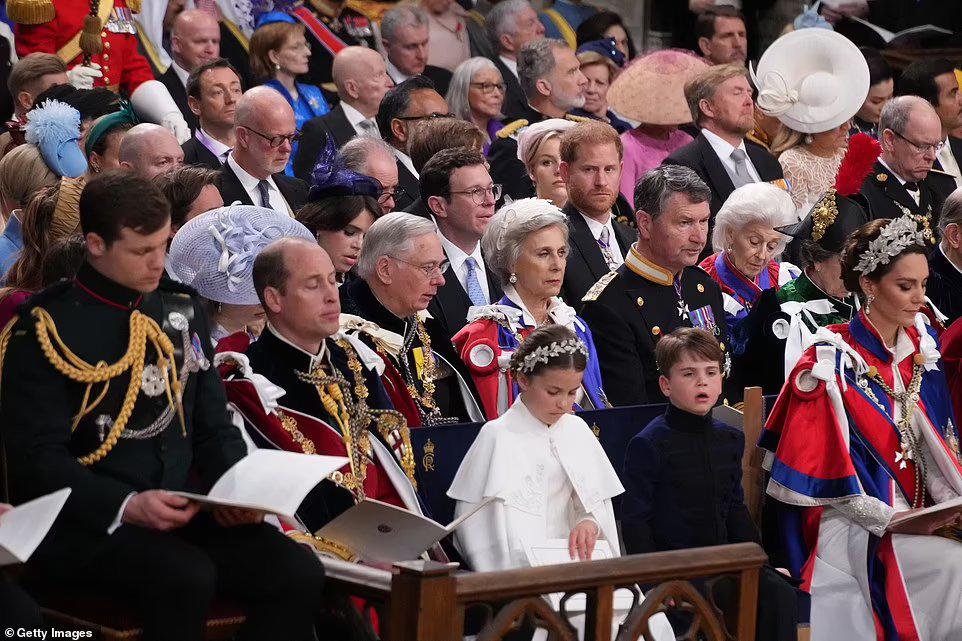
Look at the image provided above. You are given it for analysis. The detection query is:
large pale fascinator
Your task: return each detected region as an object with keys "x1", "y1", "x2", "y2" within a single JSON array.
[
  {"x1": 308, "y1": 136, "x2": 382, "y2": 201},
  {"x1": 607, "y1": 49, "x2": 708, "y2": 126},
  {"x1": 751, "y1": 28, "x2": 869, "y2": 134},
  {"x1": 168, "y1": 204, "x2": 315, "y2": 306},
  {"x1": 25, "y1": 99, "x2": 87, "y2": 179}
]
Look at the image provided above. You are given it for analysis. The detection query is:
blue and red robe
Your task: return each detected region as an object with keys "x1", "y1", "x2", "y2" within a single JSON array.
[
  {"x1": 700, "y1": 251, "x2": 799, "y2": 325},
  {"x1": 761, "y1": 312, "x2": 962, "y2": 640}
]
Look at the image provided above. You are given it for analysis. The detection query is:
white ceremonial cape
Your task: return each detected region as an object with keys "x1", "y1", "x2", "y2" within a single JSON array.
[{"x1": 447, "y1": 398, "x2": 624, "y2": 571}]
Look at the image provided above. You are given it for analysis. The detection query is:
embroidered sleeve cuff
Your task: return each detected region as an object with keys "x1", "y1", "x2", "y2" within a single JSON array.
[{"x1": 833, "y1": 495, "x2": 895, "y2": 537}]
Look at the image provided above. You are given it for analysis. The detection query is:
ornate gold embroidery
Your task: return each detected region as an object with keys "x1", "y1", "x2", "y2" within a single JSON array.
[
  {"x1": 276, "y1": 410, "x2": 316, "y2": 455},
  {"x1": 422, "y1": 438, "x2": 436, "y2": 471}
]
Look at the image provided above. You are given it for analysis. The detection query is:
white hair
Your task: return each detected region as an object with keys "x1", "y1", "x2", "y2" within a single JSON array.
[
  {"x1": 710, "y1": 183, "x2": 797, "y2": 254},
  {"x1": 486, "y1": 0, "x2": 532, "y2": 51},
  {"x1": 381, "y1": 5, "x2": 428, "y2": 42},
  {"x1": 446, "y1": 57, "x2": 504, "y2": 142},
  {"x1": 481, "y1": 198, "x2": 569, "y2": 282},
  {"x1": 357, "y1": 212, "x2": 438, "y2": 280},
  {"x1": 340, "y1": 135, "x2": 396, "y2": 175}
]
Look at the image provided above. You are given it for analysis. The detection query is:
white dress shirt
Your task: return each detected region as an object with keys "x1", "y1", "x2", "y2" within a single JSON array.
[
  {"x1": 938, "y1": 137, "x2": 962, "y2": 189},
  {"x1": 171, "y1": 59, "x2": 190, "y2": 87},
  {"x1": 702, "y1": 128, "x2": 762, "y2": 184},
  {"x1": 341, "y1": 100, "x2": 379, "y2": 138},
  {"x1": 438, "y1": 231, "x2": 490, "y2": 303},
  {"x1": 498, "y1": 55, "x2": 519, "y2": 80},
  {"x1": 579, "y1": 212, "x2": 624, "y2": 267},
  {"x1": 878, "y1": 157, "x2": 920, "y2": 206},
  {"x1": 386, "y1": 60, "x2": 412, "y2": 85},
  {"x1": 226, "y1": 154, "x2": 293, "y2": 215},
  {"x1": 197, "y1": 127, "x2": 231, "y2": 164},
  {"x1": 394, "y1": 148, "x2": 419, "y2": 179}
]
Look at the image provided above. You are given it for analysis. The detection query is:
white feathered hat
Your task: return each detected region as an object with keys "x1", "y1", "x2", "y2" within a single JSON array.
[{"x1": 751, "y1": 28, "x2": 869, "y2": 134}]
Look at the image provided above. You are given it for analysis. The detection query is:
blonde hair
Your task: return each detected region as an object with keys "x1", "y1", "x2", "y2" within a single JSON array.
[
  {"x1": 0, "y1": 143, "x2": 58, "y2": 209},
  {"x1": 769, "y1": 123, "x2": 805, "y2": 157}
]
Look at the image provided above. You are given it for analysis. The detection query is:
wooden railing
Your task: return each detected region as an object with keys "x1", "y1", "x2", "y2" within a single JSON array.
[{"x1": 321, "y1": 542, "x2": 768, "y2": 641}]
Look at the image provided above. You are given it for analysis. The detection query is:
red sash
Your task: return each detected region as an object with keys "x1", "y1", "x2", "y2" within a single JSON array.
[{"x1": 291, "y1": 7, "x2": 348, "y2": 56}]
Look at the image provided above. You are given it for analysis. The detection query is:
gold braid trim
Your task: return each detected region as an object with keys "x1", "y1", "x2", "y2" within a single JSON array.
[
  {"x1": 811, "y1": 189, "x2": 838, "y2": 242},
  {"x1": 336, "y1": 338, "x2": 417, "y2": 489},
  {"x1": 31, "y1": 307, "x2": 185, "y2": 466}
]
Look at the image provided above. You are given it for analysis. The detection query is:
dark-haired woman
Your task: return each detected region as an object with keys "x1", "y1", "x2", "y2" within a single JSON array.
[
  {"x1": 850, "y1": 47, "x2": 893, "y2": 140},
  {"x1": 575, "y1": 11, "x2": 635, "y2": 63},
  {"x1": 296, "y1": 194, "x2": 381, "y2": 284},
  {"x1": 761, "y1": 215, "x2": 962, "y2": 641}
]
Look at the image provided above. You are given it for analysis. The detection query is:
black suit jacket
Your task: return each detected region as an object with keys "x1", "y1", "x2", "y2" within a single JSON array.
[
  {"x1": 422, "y1": 65, "x2": 453, "y2": 96},
  {"x1": 932, "y1": 136, "x2": 962, "y2": 201},
  {"x1": 490, "y1": 55, "x2": 537, "y2": 123},
  {"x1": 662, "y1": 132, "x2": 784, "y2": 219},
  {"x1": 927, "y1": 245, "x2": 962, "y2": 327},
  {"x1": 293, "y1": 104, "x2": 359, "y2": 181},
  {"x1": 427, "y1": 250, "x2": 503, "y2": 343},
  {"x1": 181, "y1": 136, "x2": 222, "y2": 170},
  {"x1": 158, "y1": 66, "x2": 198, "y2": 133},
  {"x1": 217, "y1": 161, "x2": 309, "y2": 212},
  {"x1": 860, "y1": 160, "x2": 950, "y2": 230},
  {"x1": 560, "y1": 203, "x2": 636, "y2": 307},
  {"x1": 395, "y1": 156, "x2": 420, "y2": 210}
]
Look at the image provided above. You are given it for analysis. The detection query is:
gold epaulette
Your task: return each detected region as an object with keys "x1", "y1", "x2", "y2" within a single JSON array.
[
  {"x1": 564, "y1": 113, "x2": 591, "y2": 123},
  {"x1": 496, "y1": 119, "x2": 529, "y2": 139},
  {"x1": 467, "y1": 9, "x2": 485, "y2": 26},
  {"x1": 6, "y1": 0, "x2": 54, "y2": 25},
  {"x1": 582, "y1": 271, "x2": 618, "y2": 303}
]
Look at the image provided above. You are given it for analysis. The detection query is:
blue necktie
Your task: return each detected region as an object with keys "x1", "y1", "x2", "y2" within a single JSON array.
[{"x1": 464, "y1": 257, "x2": 486, "y2": 307}]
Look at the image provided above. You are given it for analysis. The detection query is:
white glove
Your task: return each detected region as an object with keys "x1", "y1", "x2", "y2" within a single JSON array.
[
  {"x1": 129, "y1": 79, "x2": 192, "y2": 143},
  {"x1": 66, "y1": 63, "x2": 102, "y2": 90}
]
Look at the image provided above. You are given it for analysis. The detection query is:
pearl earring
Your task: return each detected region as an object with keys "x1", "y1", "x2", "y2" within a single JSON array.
[
  {"x1": 804, "y1": 134, "x2": 814, "y2": 145},
  {"x1": 865, "y1": 293, "x2": 875, "y2": 315},
  {"x1": 509, "y1": 273, "x2": 518, "y2": 284}
]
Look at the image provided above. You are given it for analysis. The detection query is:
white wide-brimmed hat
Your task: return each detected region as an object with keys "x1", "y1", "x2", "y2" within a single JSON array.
[{"x1": 751, "y1": 29, "x2": 869, "y2": 134}]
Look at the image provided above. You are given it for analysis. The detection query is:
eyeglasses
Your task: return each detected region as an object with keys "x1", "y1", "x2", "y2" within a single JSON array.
[
  {"x1": 390, "y1": 256, "x2": 450, "y2": 278},
  {"x1": 395, "y1": 113, "x2": 456, "y2": 122},
  {"x1": 447, "y1": 184, "x2": 503, "y2": 205},
  {"x1": 244, "y1": 126, "x2": 301, "y2": 148},
  {"x1": 378, "y1": 186, "x2": 407, "y2": 204},
  {"x1": 891, "y1": 129, "x2": 944, "y2": 155},
  {"x1": 470, "y1": 82, "x2": 506, "y2": 94}
]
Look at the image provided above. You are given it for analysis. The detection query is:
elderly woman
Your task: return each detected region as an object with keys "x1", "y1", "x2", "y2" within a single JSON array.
[
  {"x1": 250, "y1": 13, "x2": 330, "y2": 175},
  {"x1": 168, "y1": 204, "x2": 316, "y2": 346},
  {"x1": 517, "y1": 119, "x2": 577, "y2": 209},
  {"x1": 699, "y1": 183, "x2": 800, "y2": 326},
  {"x1": 446, "y1": 57, "x2": 505, "y2": 154},
  {"x1": 572, "y1": 40, "x2": 631, "y2": 134},
  {"x1": 452, "y1": 198, "x2": 607, "y2": 419}
]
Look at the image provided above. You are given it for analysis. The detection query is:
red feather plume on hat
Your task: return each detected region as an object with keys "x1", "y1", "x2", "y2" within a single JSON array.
[{"x1": 834, "y1": 133, "x2": 882, "y2": 197}]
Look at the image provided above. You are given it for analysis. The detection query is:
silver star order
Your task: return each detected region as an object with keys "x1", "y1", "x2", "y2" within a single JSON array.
[{"x1": 677, "y1": 300, "x2": 690, "y2": 320}]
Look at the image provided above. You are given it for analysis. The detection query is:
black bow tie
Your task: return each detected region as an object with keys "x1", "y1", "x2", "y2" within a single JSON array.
[{"x1": 904, "y1": 181, "x2": 920, "y2": 193}]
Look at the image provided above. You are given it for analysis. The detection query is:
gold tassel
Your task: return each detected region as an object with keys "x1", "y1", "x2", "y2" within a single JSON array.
[
  {"x1": 79, "y1": 14, "x2": 104, "y2": 58},
  {"x1": 6, "y1": 0, "x2": 55, "y2": 25},
  {"x1": 127, "y1": 0, "x2": 141, "y2": 12}
]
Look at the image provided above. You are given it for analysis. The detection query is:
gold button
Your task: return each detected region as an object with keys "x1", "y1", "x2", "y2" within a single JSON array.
[
  {"x1": 104, "y1": 41, "x2": 111, "y2": 49},
  {"x1": 636, "y1": 297, "x2": 644, "y2": 307},
  {"x1": 103, "y1": 76, "x2": 110, "y2": 84},
  {"x1": 719, "y1": 342, "x2": 726, "y2": 351},
  {"x1": 102, "y1": 65, "x2": 109, "y2": 72},
  {"x1": 876, "y1": 173, "x2": 888, "y2": 182},
  {"x1": 103, "y1": 54, "x2": 109, "y2": 61},
  {"x1": 101, "y1": 31, "x2": 107, "y2": 37},
  {"x1": 697, "y1": 283, "x2": 704, "y2": 293},
  {"x1": 651, "y1": 326, "x2": 661, "y2": 336}
]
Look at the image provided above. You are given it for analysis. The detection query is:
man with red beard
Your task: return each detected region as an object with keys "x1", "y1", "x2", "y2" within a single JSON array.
[
  {"x1": 340, "y1": 212, "x2": 483, "y2": 427},
  {"x1": 558, "y1": 120, "x2": 637, "y2": 305},
  {"x1": 217, "y1": 86, "x2": 308, "y2": 212}
]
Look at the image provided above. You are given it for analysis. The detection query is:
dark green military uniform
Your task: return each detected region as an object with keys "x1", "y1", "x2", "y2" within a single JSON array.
[{"x1": 0, "y1": 262, "x2": 324, "y2": 641}]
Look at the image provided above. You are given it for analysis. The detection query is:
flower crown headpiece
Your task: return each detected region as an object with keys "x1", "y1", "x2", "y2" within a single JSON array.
[
  {"x1": 853, "y1": 214, "x2": 927, "y2": 276},
  {"x1": 515, "y1": 339, "x2": 588, "y2": 374}
]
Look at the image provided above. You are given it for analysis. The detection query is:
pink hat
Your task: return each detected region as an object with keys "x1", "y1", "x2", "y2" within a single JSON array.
[{"x1": 608, "y1": 50, "x2": 709, "y2": 126}]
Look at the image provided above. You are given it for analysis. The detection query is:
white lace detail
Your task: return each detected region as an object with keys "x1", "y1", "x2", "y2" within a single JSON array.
[
  {"x1": 506, "y1": 462, "x2": 545, "y2": 513},
  {"x1": 778, "y1": 146, "x2": 844, "y2": 210}
]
